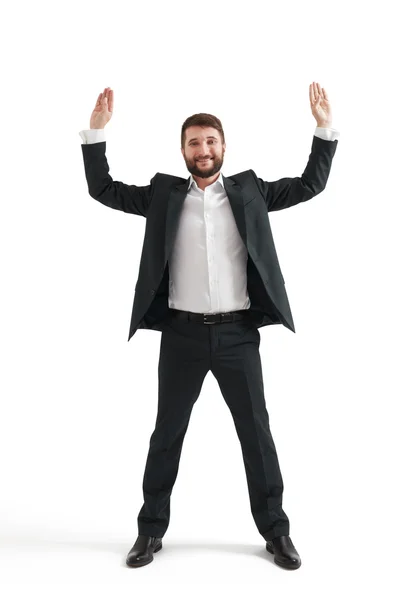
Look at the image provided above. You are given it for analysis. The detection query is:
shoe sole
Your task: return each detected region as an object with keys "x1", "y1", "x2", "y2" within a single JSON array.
[
  {"x1": 266, "y1": 543, "x2": 301, "y2": 570},
  {"x1": 126, "y1": 543, "x2": 162, "y2": 568}
]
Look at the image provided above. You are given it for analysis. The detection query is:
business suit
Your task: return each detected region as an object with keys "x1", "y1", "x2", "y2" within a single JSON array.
[{"x1": 80, "y1": 131, "x2": 338, "y2": 544}]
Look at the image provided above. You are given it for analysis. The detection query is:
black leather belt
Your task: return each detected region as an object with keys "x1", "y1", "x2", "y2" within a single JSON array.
[{"x1": 169, "y1": 309, "x2": 252, "y2": 325}]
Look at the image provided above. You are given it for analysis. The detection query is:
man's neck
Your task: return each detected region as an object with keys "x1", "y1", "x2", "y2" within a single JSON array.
[{"x1": 192, "y1": 171, "x2": 221, "y2": 191}]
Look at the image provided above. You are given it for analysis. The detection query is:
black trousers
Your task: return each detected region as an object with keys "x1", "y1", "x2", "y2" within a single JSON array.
[{"x1": 137, "y1": 310, "x2": 290, "y2": 542}]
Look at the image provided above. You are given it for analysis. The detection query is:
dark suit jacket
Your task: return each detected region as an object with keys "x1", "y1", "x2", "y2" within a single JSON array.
[{"x1": 81, "y1": 135, "x2": 338, "y2": 341}]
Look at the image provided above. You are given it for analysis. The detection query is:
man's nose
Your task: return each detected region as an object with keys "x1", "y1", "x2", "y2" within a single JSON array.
[{"x1": 199, "y1": 143, "x2": 211, "y2": 155}]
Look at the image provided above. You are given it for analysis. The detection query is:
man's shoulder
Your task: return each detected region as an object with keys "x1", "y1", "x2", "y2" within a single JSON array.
[
  {"x1": 225, "y1": 169, "x2": 257, "y2": 185},
  {"x1": 227, "y1": 168, "x2": 256, "y2": 178},
  {"x1": 153, "y1": 172, "x2": 187, "y2": 184}
]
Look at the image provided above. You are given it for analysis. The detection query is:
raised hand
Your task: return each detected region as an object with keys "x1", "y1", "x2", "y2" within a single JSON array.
[
  {"x1": 309, "y1": 82, "x2": 332, "y2": 127},
  {"x1": 90, "y1": 87, "x2": 114, "y2": 129}
]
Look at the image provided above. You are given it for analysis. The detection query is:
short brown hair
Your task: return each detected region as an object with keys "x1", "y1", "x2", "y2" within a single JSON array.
[{"x1": 181, "y1": 113, "x2": 225, "y2": 148}]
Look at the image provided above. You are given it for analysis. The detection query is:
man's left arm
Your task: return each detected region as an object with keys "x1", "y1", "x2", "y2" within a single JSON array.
[{"x1": 252, "y1": 82, "x2": 340, "y2": 212}]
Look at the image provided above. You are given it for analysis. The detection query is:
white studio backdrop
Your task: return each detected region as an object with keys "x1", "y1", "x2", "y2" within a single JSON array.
[{"x1": 1, "y1": 0, "x2": 399, "y2": 597}]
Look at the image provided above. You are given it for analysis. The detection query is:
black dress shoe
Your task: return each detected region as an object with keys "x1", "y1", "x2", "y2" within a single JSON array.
[
  {"x1": 126, "y1": 534, "x2": 163, "y2": 568},
  {"x1": 266, "y1": 535, "x2": 301, "y2": 569}
]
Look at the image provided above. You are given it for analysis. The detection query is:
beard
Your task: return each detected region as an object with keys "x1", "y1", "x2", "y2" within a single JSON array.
[{"x1": 183, "y1": 152, "x2": 224, "y2": 179}]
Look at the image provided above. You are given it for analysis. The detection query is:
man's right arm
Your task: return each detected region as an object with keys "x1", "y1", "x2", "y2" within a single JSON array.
[{"x1": 79, "y1": 129, "x2": 156, "y2": 217}]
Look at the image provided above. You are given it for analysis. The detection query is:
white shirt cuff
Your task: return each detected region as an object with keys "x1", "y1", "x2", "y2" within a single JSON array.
[
  {"x1": 314, "y1": 126, "x2": 340, "y2": 141},
  {"x1": 79, "y1": 129, "x2": 106, "y2": 144}
]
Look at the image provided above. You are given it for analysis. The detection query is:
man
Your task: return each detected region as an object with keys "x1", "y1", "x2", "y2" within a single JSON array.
[{"x1": 79, "y1": 82, "x2": 339, "y2": 570}]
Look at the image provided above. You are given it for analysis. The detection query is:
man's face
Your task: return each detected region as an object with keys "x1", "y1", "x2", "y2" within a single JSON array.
[{"x1": 181, "y1": 126, "x2": 226, "y2": 179}]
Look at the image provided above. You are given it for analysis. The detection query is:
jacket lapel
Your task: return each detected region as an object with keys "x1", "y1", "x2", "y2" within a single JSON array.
[
  {"x1": 165, "y1": 175, "x2": 247, "y2": 262},
  {"x1": 223, "y1": 175, "x2": 247, "y2": 245},
  {"x1": 165, "y1": 181, "x2": 188, "y2": 261}
]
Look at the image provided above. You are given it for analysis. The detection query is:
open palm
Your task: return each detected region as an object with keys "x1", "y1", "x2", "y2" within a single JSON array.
[
  {"x1": 309, "y1": 82, "x2": 332, "y2": 126},
  {"x1": 90, "y1": 87, "x2": 114, "y2": 129}
]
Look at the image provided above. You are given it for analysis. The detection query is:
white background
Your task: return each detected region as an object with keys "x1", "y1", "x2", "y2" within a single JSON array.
[{"x1": 1, "y1": 0, "x2": 399, "y2": 596}]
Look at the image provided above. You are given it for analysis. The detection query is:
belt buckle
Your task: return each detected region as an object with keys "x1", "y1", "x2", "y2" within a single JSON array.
[{"x1": 204, "y1": 314, "x2": 217, "y2": 325}]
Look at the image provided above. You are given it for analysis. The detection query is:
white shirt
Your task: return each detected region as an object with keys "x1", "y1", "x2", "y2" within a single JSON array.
[{"x1": 79, "y1": 126, "x2": 340, "y2": 314}]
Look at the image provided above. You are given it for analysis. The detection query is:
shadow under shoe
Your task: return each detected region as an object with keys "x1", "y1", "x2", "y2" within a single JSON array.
[
  {"x1": 266, "y1": 535, "x2": 301, "y2": 570},
  {"x1": 126, "y1": 534, "x2": 163, "y2": 568}
]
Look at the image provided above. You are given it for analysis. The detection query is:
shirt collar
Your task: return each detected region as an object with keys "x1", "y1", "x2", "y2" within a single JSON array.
[{"x1": 187, "y1": 170, "x2": 225, "y2": 192}]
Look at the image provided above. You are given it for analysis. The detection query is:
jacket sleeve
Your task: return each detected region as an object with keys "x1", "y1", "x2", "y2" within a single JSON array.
[
  {"x1": 81, "y1": 141, "x2": 156, "y2": 217},
  {"x1": 251, "y1": 134, "x2": 339, "y2": 212}
]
